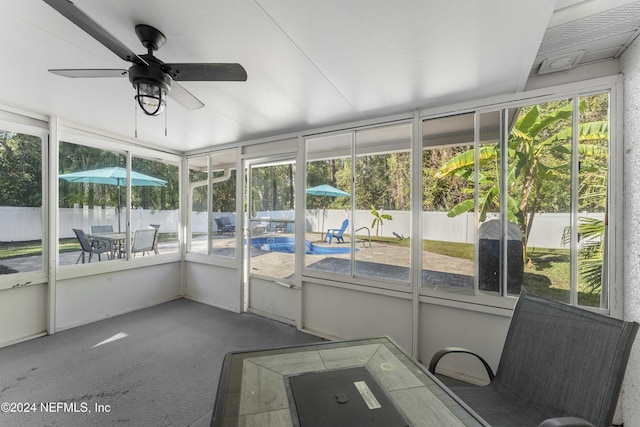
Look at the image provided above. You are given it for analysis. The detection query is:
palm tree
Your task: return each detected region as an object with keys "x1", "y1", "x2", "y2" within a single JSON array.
[{"x1": 561, "y1": 168, "x2": 608, "y2": 293}]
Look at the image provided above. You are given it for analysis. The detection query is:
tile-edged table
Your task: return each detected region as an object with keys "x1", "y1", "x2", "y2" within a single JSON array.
[{"x1": 211, "y1": 336, "x2": 489, "y2": 427}]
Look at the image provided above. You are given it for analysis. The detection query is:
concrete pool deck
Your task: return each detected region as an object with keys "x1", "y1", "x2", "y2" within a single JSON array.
[{"x1": 0, "y1": 234, "x2": 474, "y2": 289}]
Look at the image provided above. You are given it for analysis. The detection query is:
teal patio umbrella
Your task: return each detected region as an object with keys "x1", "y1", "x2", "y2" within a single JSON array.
[
  {"x1": 306, "y1": 184, "x2": 351, "y2": 238},
  {"x1": 59, "y1": 166, "x2": 167, "y2": 232}
]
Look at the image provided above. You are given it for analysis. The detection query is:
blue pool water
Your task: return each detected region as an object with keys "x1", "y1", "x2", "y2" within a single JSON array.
[{"x1": 250, "y1": 236, "x2": 355, "y2": 254}]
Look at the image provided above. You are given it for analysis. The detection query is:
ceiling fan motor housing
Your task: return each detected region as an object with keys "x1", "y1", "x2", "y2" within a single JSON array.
[
  {"x1": 129, "y1": 54, "x2": 172, "y2": 115},
  {"x1": 128, "y1": 55, "x2": 171, "y2": 93}
]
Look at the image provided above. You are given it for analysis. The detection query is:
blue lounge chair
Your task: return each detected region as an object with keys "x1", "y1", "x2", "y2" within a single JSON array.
[{"x1": 326, "y1": 219, "x2": 348, "y2": 244}]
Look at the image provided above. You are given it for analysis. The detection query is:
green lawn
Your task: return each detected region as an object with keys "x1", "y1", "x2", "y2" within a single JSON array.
[
  {"x1": 0, "y1": 239, "x2": 80, "y2": 259},
  {"x1": 360, "y1": 236, "x2": 600, "y2": 307},
  {"x1": 421, "y1": 239, "x2": 601, "y2": 307}
]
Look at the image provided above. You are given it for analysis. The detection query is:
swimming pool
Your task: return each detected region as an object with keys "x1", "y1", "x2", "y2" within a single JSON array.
[{"x1": 250, "y1": 236, "x2": 355, "y2": 255}]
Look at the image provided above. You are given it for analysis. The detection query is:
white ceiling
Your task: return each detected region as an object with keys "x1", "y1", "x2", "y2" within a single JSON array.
[{"x1": 0, "y1": 0, "x2": 638, "y2": 153}]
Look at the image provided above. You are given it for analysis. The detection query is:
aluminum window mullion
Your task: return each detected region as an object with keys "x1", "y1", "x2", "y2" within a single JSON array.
[
  {"x1": 570, "y1": 97, "x2": 580, "y2": 306},
  {"x1": 411, "y1": 110, "x2": 421, "y2": 358},
  {"x1": 207, "y1": 155, "x2": 213, "y2": 256},
  {"x1": 350, "y1": 132, "x2": 356, "y2": 278},
  {"x1": 48, "y1": 119, "x2": 58, "y2": 334},
  {"x1": 499, "y1": 109, "x2": 509, "y2": 297},
  {"x1": 473, "y1": 112, "x2": 480, "y2": 295},
  {"x1": 125, "y1": 154, "x2": 132, "y2": 259}
]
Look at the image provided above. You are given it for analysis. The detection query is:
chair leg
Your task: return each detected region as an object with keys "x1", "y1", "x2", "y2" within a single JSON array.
[{"x1": 76, "y1": 252, "x2": 83, "y2": 264}]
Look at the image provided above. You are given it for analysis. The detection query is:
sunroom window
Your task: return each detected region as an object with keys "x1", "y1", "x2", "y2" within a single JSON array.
[
  {"x1": 304, "y1": 122, "x2": 412, "y2": 287},
  {"x1": 131, "y1": 155, "x2": 180, "y2": 256},
  {"x1": 0, "y1": 129, "x2": 43, "y2": 275},
  {"x1": 421, "y1": 93, "x2": 611, "y2": 309},
  {"x1": 58, "y1": 141, "x2": 127, "y2": 265},
  {"x1": 187, "y1": 150, "x2": 238, "y2": 258}
]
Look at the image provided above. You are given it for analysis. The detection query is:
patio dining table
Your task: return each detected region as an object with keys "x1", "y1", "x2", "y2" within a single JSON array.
[
  {"x1": 211, "y1": 336, "x2": 488, "y2": 427},
  {"x1": 90, "y1": 232, "x2": 127, "y2": 259}
]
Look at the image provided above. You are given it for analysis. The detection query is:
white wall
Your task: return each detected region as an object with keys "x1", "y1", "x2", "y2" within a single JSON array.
[
  {"x1": 185, "y1": 262, "x2": 241, "y2": 312},
  {"x1": 419, "y1": 302, "x2": 511, "y2": 384},
  {"x1": 620, "y1": 37, "x2": 640, "y2": 427},
  {"x1": 301, "y1": 281, "x2": 414, "y2": 352},
  {"x1": 55, "y1": 263, "x2": 181, "y2": 331},
  {"x1": 0, "y1": 285, "x2": 46, "y2": 346},
  {"x1": 249, "y1": 278, "x2": 299, "y2": 325}
]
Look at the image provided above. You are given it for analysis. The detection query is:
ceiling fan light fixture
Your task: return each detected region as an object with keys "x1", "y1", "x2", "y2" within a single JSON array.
[{"x1": 135, "y1": 82, "x2": 166, "y2": 116}]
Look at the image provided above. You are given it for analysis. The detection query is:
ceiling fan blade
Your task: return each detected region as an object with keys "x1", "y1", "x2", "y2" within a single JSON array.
[
  {"x1": 49, "y1": 69, "x2": 128, "y2": 78},
  {"x1": 164, "y1": 63, "x2": 247, "y2": 81},
  {"x1": 43, "y1": 0, "x2": 146, "y2": 65},
  {"x1": 168, "y1": 82, "x2": 205, "y2": 110}
]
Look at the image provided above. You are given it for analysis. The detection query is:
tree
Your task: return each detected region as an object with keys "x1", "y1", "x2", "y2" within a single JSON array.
[
  {"x1": 434, "y1": 100, "x2": 608, "y2": 258},
  {"x1": 0, "y1": 131, "x2": 42, "y2": 207}
]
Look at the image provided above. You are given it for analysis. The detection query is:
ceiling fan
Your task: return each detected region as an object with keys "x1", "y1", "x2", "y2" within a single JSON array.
[{"x1": 43, "y1": 0, "x2": 247, "y2": 116}]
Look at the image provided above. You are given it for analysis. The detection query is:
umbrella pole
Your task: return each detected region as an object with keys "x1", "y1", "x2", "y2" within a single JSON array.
[
  {"x1": 321, "y1": 195, "x2": 326, "y2": 241},
  {"x1": 117, "y1": 185, "x2": 121, "y2": 233}
]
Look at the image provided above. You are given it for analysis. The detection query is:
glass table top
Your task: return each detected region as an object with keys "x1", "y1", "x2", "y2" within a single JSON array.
[{"x1": 211, "y1": 336, "x2": 488, "y2": 427}]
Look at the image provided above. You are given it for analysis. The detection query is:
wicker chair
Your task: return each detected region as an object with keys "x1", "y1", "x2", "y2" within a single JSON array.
[{"x1": 429, "y1": 292, "x2": 638, "y2": 427}]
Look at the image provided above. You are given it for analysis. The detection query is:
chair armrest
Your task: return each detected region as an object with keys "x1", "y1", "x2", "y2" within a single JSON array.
[
  {"x1": 428, "y1": 347, "x2": 495, "y2": 382},
  {"x1": 91, "y1": 238, "x2": 110, "y2": 250},
  {"x1": 538, "y1": 417, "x2": 596, "y2": 427}
]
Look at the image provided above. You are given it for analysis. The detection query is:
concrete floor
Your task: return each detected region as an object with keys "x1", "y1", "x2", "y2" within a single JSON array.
[{"x1": 0, "y1": 298, "x2": 323, "y2": 427}]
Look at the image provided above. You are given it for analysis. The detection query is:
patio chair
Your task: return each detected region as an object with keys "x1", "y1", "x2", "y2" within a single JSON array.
[
  {"x1": 125, "y1": 228, "x2": 157, "y2": 257},
  {"x1": 326, "y1": 219, "x2": 348, "y2": 244},
  {"x1": 428, "y1": 292, "x2": 639, "y2": 427},
  {"x1": 149, "y1": 224, "x2": 160, "y2": 255},
  {"x1": 73, "y1": 228, "x2": 111, "y2": 263},
  {"x1": 90, "y1": 224, "x2": 115, "y2": 254},
  {"x1": 215, "y1": 216, "x2": 235, "y2": 235},
  {"x1": 90, "y1": 225, "x2": 113, "y2": 233}
]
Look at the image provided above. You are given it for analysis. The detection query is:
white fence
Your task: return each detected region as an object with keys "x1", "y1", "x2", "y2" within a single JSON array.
[
  {"x1": 0, "y1": 206, "x2": 180, "y2": 240},
  {"x1": 307, "y1": 209, "x2": 605, "y2": 249},
  {"x1": 1, "y1": 206, "x2": 604, "y2": 249}
]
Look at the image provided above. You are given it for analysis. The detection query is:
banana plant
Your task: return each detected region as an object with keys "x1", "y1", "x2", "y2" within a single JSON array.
[
  {"x1": 371, "y1": 205, "x2": 392, "y2": 238},
  {"x1": 434, "y1": 101, "x2": 608, "y2": 257}
]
